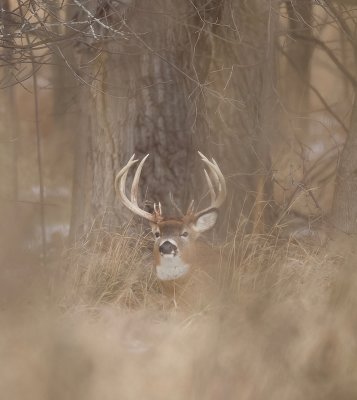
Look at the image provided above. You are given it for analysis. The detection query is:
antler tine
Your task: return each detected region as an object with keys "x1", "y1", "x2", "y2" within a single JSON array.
[
  {"x1": 131, "y1": 154, "x2": 149, "y2": 205},
  {"x1": 114, "y1": 154, "x2": 137, "y2": 195},
  {"x1": 205, "y1": 157, "x2": 226, "y2": 206},
  {"x1": 186, "y1": 199, "x2": 195, "y2": 215},
  {"x1": 203, "y1": 169, "x2": 216, "y2": 204},
  {"x1": 197, "y1": 151, "x2": 227, "y2": 214},
  {"x1": 115, "y1": 154, "x2": 157, "y2": 222},
  {"x1": 170, "y1": 192, "x2": 184, "y2": 217},
  {"x1": 153, "y1": 202, "x2": 163, "y2": 218},
  {"x1": 209, "y1": 157, "x2": 226, "y2": 206}
]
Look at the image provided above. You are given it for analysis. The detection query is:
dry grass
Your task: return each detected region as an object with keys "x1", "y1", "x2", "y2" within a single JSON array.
[{"x1": 1, "y1": 222, "x2": 357, "y2": 400}]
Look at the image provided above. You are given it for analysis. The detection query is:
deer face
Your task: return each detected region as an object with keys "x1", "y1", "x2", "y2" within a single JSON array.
[
  {"x1": 150, "y1": 211, "x2": 218, "y2": 280},
  {"x1": 115, "y1": 152, "x2": 225, "y2": 282}
]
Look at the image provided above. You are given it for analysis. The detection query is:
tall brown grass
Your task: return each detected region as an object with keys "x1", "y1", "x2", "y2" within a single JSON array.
[{"x1": 1, "y1": 219, "x2": 356, "y2": 400}]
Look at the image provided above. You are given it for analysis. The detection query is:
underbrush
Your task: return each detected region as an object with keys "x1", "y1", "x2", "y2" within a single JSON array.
[{"x1": 1, "y1": 224, "x2": 356, "y2": 400}]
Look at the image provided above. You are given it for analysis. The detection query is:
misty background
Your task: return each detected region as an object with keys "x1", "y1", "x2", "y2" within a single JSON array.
[{"x1": 1, "y1": 1, "x2": 357, "y2": 399}]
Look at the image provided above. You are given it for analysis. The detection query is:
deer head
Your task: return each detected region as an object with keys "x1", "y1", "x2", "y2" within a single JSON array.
[{"x1": 115, "y1": 152, "x2": 226, "y2": 281}]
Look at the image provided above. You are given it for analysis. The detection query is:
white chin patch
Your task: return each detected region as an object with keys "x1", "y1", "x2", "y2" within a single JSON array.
[{"x1": 156, "y1": 256, "x2": 190, "y2": 281}]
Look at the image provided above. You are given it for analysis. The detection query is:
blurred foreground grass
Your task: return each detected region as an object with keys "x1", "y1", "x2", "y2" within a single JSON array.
[{"x1": 1, "y1": 222, "x2": 356, "y2": 400}]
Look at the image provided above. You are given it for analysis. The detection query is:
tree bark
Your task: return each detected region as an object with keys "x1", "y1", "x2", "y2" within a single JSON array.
[
  {"x1": 330, "y1": 16, "x2": 357, "y2": 234},
  {"x1": 331, "y1": 91, "x2": 357, "y2": 233},
  {"x1": 195, "y1": 0, "x2": 278, "y2": 232},
  {"x1": 284, "y1": 0, "x2": 313, "y2": 114},
  {"x1": 70, "y1": 0, "x2": 277, "y2": 236},
  {"x1": 1, "y1": 0, "x2": 19, "y2": 202},
  {"x1": 70, "y1": 0, "x2": 220, "y2": 234}
]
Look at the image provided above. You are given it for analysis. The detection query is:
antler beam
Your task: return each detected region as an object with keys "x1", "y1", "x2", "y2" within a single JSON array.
[
  {"x1": 115, "y1": 154, "x2": 160, "y2": 222},
  {"x1": 116, "y1": 152, "x2": 226, "y2": 222},
  {"x1": 194, "y1": 151, "x2": 227, "y2": 216}
]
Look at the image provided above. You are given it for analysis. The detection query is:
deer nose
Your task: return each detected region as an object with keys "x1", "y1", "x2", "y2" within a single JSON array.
[{"x1": 159, "y1": 241, "x2": 177, "y2": 255}]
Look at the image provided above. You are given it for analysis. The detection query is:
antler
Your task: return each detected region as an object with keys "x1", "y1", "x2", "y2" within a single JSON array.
[
  {"x1": 191, "y1": 151, "x2": 227, "y2": 216},
  {"x1": 115, "y1": 152, "x2": 226, "y2": 222},
  {"x1": 115, "y1": 154, "x2": 162, "y2": 222}
]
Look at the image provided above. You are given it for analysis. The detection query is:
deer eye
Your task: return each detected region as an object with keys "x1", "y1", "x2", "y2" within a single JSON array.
[
  {"x1": 154, "y1": 232, "x2": 160, "y2": 238},
  {"x1": 181, "y1": 231, "x2": 189, "y2": 237}
]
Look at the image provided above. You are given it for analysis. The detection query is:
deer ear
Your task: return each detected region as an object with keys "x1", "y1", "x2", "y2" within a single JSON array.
[{"x1": 192, "y1": 210, "x2": 218, "y2": 233}]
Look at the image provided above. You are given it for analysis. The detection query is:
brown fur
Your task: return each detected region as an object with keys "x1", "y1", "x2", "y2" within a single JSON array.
[{"x1": 151, "y1": 218, "x2": 223, "y2": 308}]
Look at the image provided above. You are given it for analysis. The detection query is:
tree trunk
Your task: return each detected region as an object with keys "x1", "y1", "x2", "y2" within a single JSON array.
[
  {"x1": 331, "y1": 92, "x2": 357, "y2": 233},
  {"x1": 70, "y1": 0, "x2": 220, "y2": 234},
  {"x1": 1, "y1": 0, "x2": 19, "y2": 202},
  {"x1": 70, "y1": 0, "x2": 277, "y2": 236},
  {"x1": 330, "y1": 17, "x2": 357, "y2": 234},
  {"x1": 195, "y1": 0, "x2": 278, "y2": 233},
  {"x1": 284, "y1": 0, "x2": 313, "y2": 115}
]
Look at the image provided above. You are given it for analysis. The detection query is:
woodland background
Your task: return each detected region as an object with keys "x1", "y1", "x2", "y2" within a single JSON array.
[{"x1": 1, "y1": 1, "x2": 357, "y2": 399}]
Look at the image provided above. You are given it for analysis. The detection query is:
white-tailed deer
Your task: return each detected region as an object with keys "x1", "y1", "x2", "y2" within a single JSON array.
[{"x1": 115, "y1": 152, "x2": 226, "y2": 303}]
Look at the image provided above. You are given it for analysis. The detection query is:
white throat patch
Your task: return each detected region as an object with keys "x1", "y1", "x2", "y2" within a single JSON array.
[{"x1": 156, "y1": 255, "x2": 190, "y2": 281}]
